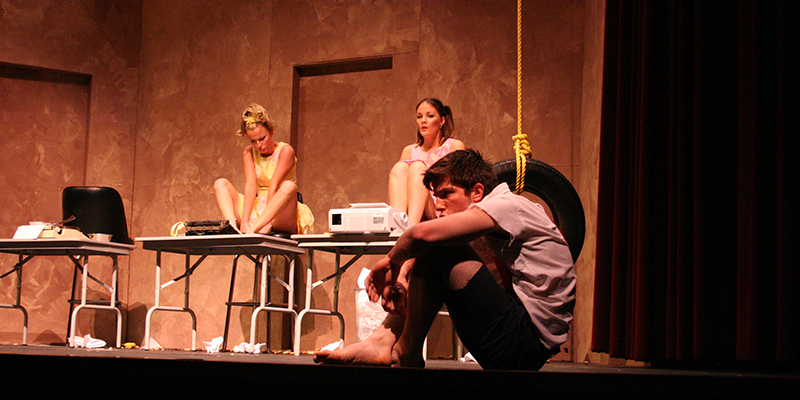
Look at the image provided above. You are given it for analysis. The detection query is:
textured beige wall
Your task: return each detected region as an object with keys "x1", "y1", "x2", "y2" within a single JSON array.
[
  {"x1": 0, "y1": 0, "x2": 141, "y2": 345},
  {"x1": 0, "y1": 70, "x2": 93, "y2": 344},
  {"x1": 1, "y1": 0, "x2": 600, "y2": 362},
  {"x1": 575, "y1": 0, "x2": 605, "y2": 363},
  {"x1": 126, "y1": 0, "x2": 281, "y2": 351},
  {"x1": 268, "y1": 0, "x2": 424, "y2": 352}
]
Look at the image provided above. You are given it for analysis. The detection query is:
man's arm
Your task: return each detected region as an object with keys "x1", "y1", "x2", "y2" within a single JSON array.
[
  {"x1": 366, "y1": 207, "x2": 499, "y2": 308},
  {"x1": 389, "y1": 206, "x2": 498, "y2": 267}
]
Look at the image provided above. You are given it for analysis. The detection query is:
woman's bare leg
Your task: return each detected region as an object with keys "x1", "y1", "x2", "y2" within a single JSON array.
[
  {"x1": 249, "y1": 180, "x2": 298, "y2": 234},
  {"x1": 406, "y1": 161, "x2": 430, "y2": 224},
  {"x1": 214, "y1": 178, "x2": 241, "y2": 231},
  {"x1": 270, "y1": 181, "x2": 299, "y2": 233},
  {"x1": 389, "y1": 161, "x2": 410, "y2": 212}
]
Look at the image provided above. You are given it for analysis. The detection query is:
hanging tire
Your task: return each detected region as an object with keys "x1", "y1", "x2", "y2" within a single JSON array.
[{"x1": 493, "y1": 158, "x2": 585, "y2": 262}]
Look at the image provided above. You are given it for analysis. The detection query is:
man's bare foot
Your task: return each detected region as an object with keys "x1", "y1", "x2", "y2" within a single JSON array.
[
  {"x1": 314, "y1": 314, "x2": 404, "y2": 366},
  {"x1": 391, "y1": 341, "x2": 425, "y2": 368},
  {"x1": 314, "y1": 339, "x2": 393, "y2": 366}
]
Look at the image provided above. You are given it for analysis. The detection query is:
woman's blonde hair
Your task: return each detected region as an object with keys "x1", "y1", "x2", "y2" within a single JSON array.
[{"x1": 236, "y1": 103, "x2": 275, "y2": 136}]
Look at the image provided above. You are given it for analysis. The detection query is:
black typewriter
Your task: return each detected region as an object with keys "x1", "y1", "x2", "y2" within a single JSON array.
[{"x1": 183, "y1": 220, "x2": 238, "y2": 236}]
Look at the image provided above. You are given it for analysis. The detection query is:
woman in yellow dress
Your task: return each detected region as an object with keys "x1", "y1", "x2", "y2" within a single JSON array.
[{"x1": 214, "y1": 103, "x2": 313, "y2": 234}]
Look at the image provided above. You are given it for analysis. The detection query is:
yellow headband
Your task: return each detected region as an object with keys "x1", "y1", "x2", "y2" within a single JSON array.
[{"x1": 243, "y1": 114, "x2": 260, "y2": 125}]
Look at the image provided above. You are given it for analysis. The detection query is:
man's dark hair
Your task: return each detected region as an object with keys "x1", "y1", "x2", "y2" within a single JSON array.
[{"x1": 423, "y1": 149, "x2": 498, "y2": 194}]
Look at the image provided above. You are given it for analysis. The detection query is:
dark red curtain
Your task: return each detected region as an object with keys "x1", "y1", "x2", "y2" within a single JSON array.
[{"x1": 593, "y1": 0, "x2": 799, "y2": 364}]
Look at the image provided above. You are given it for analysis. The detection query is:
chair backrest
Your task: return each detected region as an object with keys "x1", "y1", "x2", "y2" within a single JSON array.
[{"x1": 62, "y1": 186, "x2": 132, "y2": 244}]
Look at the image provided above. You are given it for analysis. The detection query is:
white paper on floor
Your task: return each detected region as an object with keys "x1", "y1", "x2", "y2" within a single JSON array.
[{"x1": 72, "y1": 334, "x2": 106, "y2": 349}]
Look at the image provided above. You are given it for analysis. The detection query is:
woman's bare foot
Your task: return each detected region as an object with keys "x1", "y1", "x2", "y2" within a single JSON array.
[{"x1": 228, "y1": 219, "x2": 242, "y2": 234}]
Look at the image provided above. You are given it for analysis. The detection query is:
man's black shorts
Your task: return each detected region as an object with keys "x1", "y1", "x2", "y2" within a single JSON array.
[{"x1": 443, "y1": 265, "x2": 554, "y2": 371}]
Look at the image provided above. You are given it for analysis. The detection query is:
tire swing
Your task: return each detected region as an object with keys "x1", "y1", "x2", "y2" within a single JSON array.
[
  {"x1": 493, "y1": 159, "x2": 585, "y2": 262},
  {"x1": 492, "y1": 0, "x2": 585, "y2": 262}
]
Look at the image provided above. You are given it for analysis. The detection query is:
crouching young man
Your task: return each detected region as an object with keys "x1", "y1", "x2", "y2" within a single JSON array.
[{"x1": 314, "y1": 149, "x2": 575, "y2": 370}]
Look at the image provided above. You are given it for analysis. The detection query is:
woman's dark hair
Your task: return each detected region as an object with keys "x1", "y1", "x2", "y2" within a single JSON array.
[{"x1": 415, "y1": 97, "x2": 455, "y2": 145}]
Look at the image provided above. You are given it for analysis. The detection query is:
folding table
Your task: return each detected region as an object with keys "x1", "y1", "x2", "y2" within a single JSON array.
[
  {"x1": 290, "y1": 233, "x2": 396, "y2": 355},
  {"x1": 0, "y1": 238, "x2": 134, "y2": 347},
  {"x1": 136, "y1": 234, "x2": 304, "y2": 352}
]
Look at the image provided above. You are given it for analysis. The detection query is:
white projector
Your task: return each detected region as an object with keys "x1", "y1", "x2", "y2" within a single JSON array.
[{"x1": 328, "y1": 203, "x2": 407, "y2": 234}]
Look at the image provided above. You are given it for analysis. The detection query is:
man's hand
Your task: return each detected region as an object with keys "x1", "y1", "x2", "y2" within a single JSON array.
[
  {"x1": 385, "y1": 266, "x2": 410, "y2": 314},
  {"x1": 365, "y1": 257, "x2": 412, "y2": 313},
  {"x1": 365, "y1": 256, "x2": 391, "y2": 304}
]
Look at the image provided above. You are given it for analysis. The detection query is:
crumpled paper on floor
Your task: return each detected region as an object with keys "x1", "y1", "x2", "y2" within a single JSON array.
[
  {"x1": 72, "y1": 334, "x2": 106, "y2": 349},
  {"x1": 233, "y1": 341, "x2": 267, "y2": 353},
  {"x1": 459, "y1": 352, "x2": 477, "y2": 363},
  {"x1": 203, "y1": 336, "x2": 224, "y2": 353}
]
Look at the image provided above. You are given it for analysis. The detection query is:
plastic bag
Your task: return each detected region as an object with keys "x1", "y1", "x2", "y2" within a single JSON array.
[{"x1": 355, "y1": 268, "x2": 388, "y2": 342}]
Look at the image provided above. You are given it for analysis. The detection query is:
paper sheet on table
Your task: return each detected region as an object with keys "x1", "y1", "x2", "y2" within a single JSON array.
[{"x1": 13, "y1": 224, "x2": 46, "y2": 239}]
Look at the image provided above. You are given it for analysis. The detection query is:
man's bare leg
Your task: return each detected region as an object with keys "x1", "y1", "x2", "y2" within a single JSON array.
[
  {"x1": 313, "y1": 312, "x2": 404, "y2": 365},
  {"x1": 392, "y1": 249, "x2": 483, "y2": 368},
  {"x1": 314, "y1": 246, "x2": 481, "y2": 367}
]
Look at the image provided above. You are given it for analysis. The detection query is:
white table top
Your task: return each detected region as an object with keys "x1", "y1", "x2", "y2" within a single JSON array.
[
  {"x1": 291, "y1": 233, "x2": 397, "y2": 254},
  {"x1": 0, "y1": 238, "x2": 135, "y2": 256},
  {"x1": 135, "y1": 234, "x2": 304, "y2": 256}
]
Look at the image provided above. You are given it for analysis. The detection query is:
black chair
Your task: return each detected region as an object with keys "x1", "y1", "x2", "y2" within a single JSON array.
[
  {"x1": 62, "y1": 186, "x2": 132, "y2": 245},
  {"x1": 61, "y1": 186, "x2": 131, "y2": 343}
]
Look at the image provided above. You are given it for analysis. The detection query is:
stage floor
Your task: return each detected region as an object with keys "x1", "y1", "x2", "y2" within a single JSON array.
[
  {"x1": 0, "y1": 343, "x2": 484, "y2": 368},
  {"x1": 1, "y1": 344, "x2": 797, "y2": 398}
]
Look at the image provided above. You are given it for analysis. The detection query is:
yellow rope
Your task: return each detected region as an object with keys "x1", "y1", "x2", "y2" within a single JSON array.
[{"x1": 513, "y1": 0, "x2": 530, "y2": 194}]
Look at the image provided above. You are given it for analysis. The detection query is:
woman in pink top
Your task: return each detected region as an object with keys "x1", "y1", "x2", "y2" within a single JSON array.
[{"x1": 389, "y1": 98, "x2": 465, "y2": 225}]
